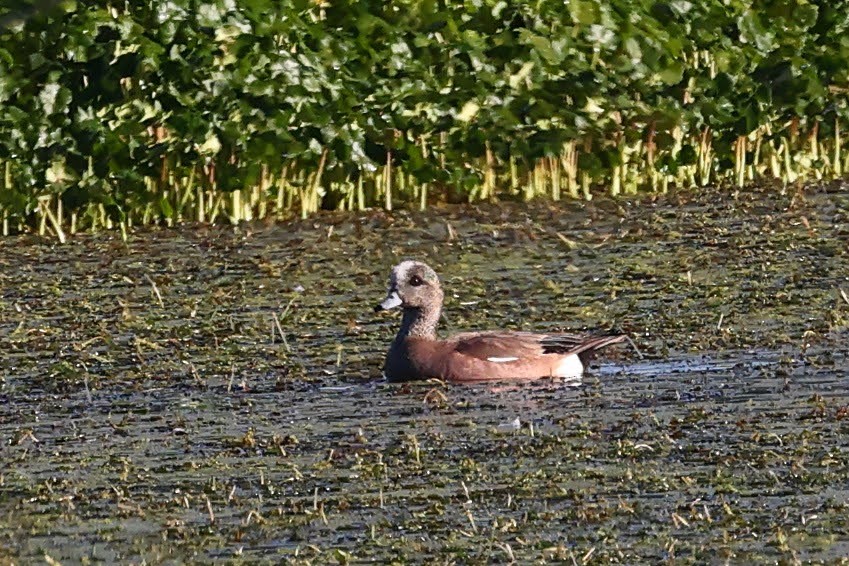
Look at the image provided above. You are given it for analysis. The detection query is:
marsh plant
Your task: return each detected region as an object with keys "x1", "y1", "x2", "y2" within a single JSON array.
[{"x1": 1, "y1": 0, "x2": 848, "y2": 238}]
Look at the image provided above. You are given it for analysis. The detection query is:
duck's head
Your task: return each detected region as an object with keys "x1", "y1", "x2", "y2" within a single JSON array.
[{"x1": 375, "y1": 260, "x2": 443, "y2": 312}]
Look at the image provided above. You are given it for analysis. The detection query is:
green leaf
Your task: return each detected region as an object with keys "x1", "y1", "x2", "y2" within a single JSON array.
[
  {"x1": 737, "y1": 10, "x2": 776, "y2": 53},
  {"x1": 159, "y1": 196, "x2": 174, "y2": 219},
  {"x1": 794, "y1": 3, "x2": 819, "y2": 28},
  {"x1": 568, "y1": 0, "x2": 598, "y2": 26},
  {"x1": 520, "y1": 30, "x2": 563, "y2": 65},
  {"x1": 657, "y1": 61, "x2": 683, "y2": 84}
]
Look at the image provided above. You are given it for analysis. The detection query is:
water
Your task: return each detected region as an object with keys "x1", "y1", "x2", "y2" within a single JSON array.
[{"x1": 1, "y1": 183, "x2": 848, "y2": 562}]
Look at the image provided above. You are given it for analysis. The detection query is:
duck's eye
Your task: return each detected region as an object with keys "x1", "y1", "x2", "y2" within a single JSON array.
[{"x1": 409, "y1": 275, "x2": 424, "y2": 287}]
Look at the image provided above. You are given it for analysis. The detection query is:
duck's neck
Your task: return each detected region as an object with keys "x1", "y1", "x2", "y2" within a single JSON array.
[{"x1": 396, "y1": 306, "x2": 441, "y2": 341}]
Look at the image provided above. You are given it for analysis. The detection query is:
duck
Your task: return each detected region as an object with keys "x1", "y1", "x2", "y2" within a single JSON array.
[{"x1": 375, "y1": 260, "x2": 626, "y2": 383}]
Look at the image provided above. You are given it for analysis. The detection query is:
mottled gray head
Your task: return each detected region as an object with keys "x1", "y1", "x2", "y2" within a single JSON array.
[{"x1": 375, "y1": 260, "x2": 443, "y2": 311}]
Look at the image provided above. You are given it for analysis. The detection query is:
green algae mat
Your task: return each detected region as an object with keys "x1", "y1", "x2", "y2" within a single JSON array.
[{"x1": 1, "y1": 183, "x2": 848, "y2": 563}]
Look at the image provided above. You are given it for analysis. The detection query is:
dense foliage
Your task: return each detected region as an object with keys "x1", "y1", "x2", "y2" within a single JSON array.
[{"x1": 1, "y1": 0, "x2": 848, "y2": 236}]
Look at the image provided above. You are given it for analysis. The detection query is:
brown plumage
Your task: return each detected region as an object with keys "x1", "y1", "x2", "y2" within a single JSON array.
[{"x1": 375, "y1": 260, "x2": 626, "y2": 383}]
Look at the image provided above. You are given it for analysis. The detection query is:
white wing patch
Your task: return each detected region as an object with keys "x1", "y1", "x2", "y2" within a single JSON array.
[{"x1": 487, "y1": 356, "x2": 519, "y2": 363}]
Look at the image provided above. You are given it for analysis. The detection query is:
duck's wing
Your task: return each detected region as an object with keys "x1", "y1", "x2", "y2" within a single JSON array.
[
  {"x1": 450, "y1": 331, "x2": 546, "y2": 361},
  {"x1": 451, "y1": 331, "x2": 625, "y2": 362}
]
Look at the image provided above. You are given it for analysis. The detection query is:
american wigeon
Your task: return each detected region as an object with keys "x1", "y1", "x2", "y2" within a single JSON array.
[{"x1": 375, "y1": 260, "x2": 626, "y2": 383}]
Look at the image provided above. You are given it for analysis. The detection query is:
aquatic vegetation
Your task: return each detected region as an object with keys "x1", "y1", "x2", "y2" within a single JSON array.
[{"x1": 0, "y1": 185, "x2": 848, "y2": 561}]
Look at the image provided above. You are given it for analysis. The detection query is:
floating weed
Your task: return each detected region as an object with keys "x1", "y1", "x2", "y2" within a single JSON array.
[{"x1": 1, "y1": 185, "x2": 848, "y2": 562}]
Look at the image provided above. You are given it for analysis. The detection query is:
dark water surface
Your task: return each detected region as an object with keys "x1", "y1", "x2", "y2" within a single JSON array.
[{"x1": 1, "y1": 184, "x2": 849, "y2": 563}]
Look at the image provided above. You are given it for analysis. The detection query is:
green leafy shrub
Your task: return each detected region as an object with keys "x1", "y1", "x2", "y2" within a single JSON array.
[{"x1": 1, "y1": 0, "x2": 847, "y2": 237}]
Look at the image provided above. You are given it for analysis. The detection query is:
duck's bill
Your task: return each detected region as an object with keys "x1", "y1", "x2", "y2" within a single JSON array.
[{"x1": 375, "y1": 290, "x2": 402, "y2": 311}]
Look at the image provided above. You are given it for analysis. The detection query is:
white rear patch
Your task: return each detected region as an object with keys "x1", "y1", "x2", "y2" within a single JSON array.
[
  {"x1": 554, "y1": 354, "x2": 584, "y2": 379},
  {"x1": 487, "y1": 356, "x2": 519, "y2": 363}
]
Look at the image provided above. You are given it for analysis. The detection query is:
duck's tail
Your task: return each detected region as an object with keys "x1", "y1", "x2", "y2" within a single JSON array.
[{"x1": 572, "y1": 333, "x2": 628, "y2": 364}]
